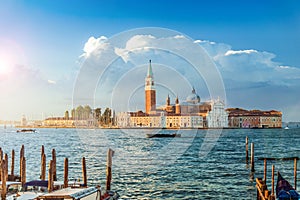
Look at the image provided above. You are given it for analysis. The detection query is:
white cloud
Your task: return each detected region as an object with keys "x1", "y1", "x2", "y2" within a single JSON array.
[
  {"x1": 81, "y1": 36, "x2": 108, "y2": 58},
  {"x1": 125, "y1": 35, "x2": 156, "y2": 50},
  {"x1": 114, "y1": 35, "x2": 156, "y2": 63},
  {"x1": 224, "y1": 49, "x2": 258, "y2": 56},
  {"x1": 174, "y1": 35, "x2": 185, "y2": 39},
  {"x1": 278, "y1": 65, "x2": 290, "y2": 69},
  {"x1": 194, "y1": 39, "x2": 206, "y2": 44},
  {"x1": 47, "y1": 79, "x2": 56, "y2": 84}
]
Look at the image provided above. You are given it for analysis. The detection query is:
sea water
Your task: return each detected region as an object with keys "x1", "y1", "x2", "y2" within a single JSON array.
[{"x1": 0, "y1": 127, "x2": 299, "y2": 199}]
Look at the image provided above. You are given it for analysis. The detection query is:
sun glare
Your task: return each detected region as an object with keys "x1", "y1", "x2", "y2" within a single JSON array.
[{"x1": 0, "y1": 59, "x2": 10, "y2": 75}]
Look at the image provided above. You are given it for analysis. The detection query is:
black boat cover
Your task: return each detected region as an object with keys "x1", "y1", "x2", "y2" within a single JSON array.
[{"x1": 276, "y1": 171, "x2": 300, "y2": 200}]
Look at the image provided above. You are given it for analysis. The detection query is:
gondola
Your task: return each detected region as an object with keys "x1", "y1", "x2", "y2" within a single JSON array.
[
  {"x1": 276, "y1": 171, "x2": 299, "y2": 200},
  {"x1": 146, "y1": 133, "x2": 181, "y2": 138},
  {"x1": 16, "y1": 129, "x2": 36, "y2": 133}
]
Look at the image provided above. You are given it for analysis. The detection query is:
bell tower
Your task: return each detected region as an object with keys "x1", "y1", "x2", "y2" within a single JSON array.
[{"x1": 145, "y1": 60, "x2": 156, "y2": 114}]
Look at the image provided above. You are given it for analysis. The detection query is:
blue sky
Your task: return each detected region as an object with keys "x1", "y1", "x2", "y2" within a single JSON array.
[{"x1": 0, "y1": 0, "x2": 299, "y2": 121}]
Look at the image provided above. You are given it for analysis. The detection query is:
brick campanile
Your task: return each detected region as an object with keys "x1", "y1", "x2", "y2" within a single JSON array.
[{"x1": 145, "y1": 60, "x2": 156, "y2": 114}]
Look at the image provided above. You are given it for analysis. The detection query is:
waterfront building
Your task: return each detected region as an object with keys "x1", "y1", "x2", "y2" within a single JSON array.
[
  {"x1": 21, "y1": 115, "x2": 27, "y2": 126},
  {"x1": 116, "y1": 60, "x2": 228, "y2": 129},
  {"x1": 207, "y1": 99, "x2": 229, "y2": 128},
  {"x1": 227, "y1": 108, "x2": 282, "y2": 128},
  {"x1": 43, "y1": 117, "x2": 78, "y2": 127}
]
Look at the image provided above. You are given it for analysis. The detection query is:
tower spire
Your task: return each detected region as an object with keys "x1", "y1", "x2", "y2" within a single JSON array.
[
  {"x1": 175, "y1": 95, "x2": 179, "y2": 104},
  {"x1": 147, "y1": 59, "x2": 153, "y2": 78},
  {"x1": 145, "y1": 59, "x2": 156, "y2": 114}
]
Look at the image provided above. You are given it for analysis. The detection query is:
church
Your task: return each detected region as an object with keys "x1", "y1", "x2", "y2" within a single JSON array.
[{"x1": 116, "y1": 60, "x2": 229, "y2": 128}]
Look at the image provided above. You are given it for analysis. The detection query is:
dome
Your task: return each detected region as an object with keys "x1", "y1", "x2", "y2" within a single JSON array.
[{"x1": 186, "y1": 88, "x2": 200, "y2": 104}]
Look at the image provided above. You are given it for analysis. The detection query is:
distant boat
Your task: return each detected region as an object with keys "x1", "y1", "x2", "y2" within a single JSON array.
[
  {"x1": 284, "y1": 126, "x2": 289, "y2": 130},
  {"x1": 276, "y1": 171, "x2": 299, "y2": 200},
  {"x1": 16, "y1": 129, "x2": 36, "y2": 133},
  {"x1": 146, "y1": 133, "x2": 181, "y2": 138}
]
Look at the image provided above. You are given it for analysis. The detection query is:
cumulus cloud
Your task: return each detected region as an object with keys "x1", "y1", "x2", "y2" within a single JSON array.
[
  {"x1": 174, "y1": 35, "x2": 185, "y2": 39},
  {"x1": 224, "y1": 49, "x2": 258, "y2": 56},
  {"x1": 114, "y1": 35, "x2": 157, "y2": 63},
  {"x1": 81, "y1": 36, "x2": 108, "y2": 58},
  {"x1": 194, "y1": 40, "x2": 300, "y2": 87}
]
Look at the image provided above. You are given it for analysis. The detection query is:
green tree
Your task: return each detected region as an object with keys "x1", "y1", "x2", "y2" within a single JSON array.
[
  {"x1": 71, "y1": 108, "x2": 75, "y2": 119},
  {"x1": 64, "y1": 110, "x2": 69, "y2": 120},
  {"x1": 75, "y1": 105, "x2": 84, "y2": 120},
  {"x1": 83, "y1": 105, "x2": 92, "y2": 119},
  {"x1": 95, "y1": 108, "x2": 101, "y2": 121},
  {"x1": 102, "y1": 107, "x2": 111, "y2": 125}
]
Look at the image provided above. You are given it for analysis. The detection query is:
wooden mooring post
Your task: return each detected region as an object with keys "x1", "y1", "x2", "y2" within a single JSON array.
[
  {"x1": 11, "y1": 149, "x2": 15, "y2": 177},
  {"x1": 41, "y1": 145, "x2": 44, "y2": 159},
  {"x1": 251, "y1": 143, "x2": 255, "y2": 172},
  {"x1": 20, "y1": 145, "x2": 24, "y2": 180},
  {"x1": 48, "y1": 160, "x2": 54, "y2": 192},
  {"x1": 64, "y1": 158, "x2": 68, "y2": 188},
  {"x1": 270, "y1": 165, "x2": 275, "y2": 200},
  {"x1": 295, "y1": 157, "x2": 297, "y2": 190},
  {"x1": 263, "y1": 158, "x2": 267, "y2": 184},
  {"x1": 106, "y1": 148, "x2": 114, "y2": 191},
  {"x1": 256, "y1": 177, "x2": 269, "y2": 200},
  {"x1": 82, "y1": 157, "x2": 87, "y2": 187},
  {"x1": 245, "y1": 136, "x2": 249, "y2": 163},
  {"x1": 4, "y1": 154, "x2": 8, "y2": 181},
  {"x1": 41, "y1": 153, "x2": 46, "y2": 180},
  {"x1": 21, "y1": 156, "x2": 26, "y2": 187},
  {"x1": 1, "y1": 159, "x2": 7, "y2": 200},
  {"x1": 52, "y1": 149, "x2": 57, "y2": 181}
]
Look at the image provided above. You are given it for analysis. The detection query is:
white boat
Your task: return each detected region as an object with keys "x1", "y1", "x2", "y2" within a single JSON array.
[
  {"x1": 0, "y1": 181, "x2": 40, "y2": 200},
  {"x1": 0, "y1": 181, "x2": 22, "y2": 195},
  {"x1": 36, "y1": 187, "x2": 101, "y2": 200},
  {"x1": 3, "y1": 180, "x2": 73, "y2": 200},
  {"x1": 284, "y1": 126, "x2": 289, "y2": 129},
  {"x1": 7, "y1": 191, "x2": 44, "y2": 200}
]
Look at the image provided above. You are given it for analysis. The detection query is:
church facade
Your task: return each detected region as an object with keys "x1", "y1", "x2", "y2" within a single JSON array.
[{"x1": 116, "y1": 60, "x2": 229, "y2": 129}]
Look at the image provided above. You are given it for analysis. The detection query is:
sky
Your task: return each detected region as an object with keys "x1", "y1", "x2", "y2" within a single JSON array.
[{"x1": 0, "y1": 0, "x2": 299, "y2": 122}]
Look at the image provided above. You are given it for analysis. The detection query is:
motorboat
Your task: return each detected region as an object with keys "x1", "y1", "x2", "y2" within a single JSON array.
[
  {"x1": 146, "y1": 133, "x2": 181, "y2": 138},
  {"x1": 36, "y1": 187, "x2": 101, "y2": 200},
  {"x1": 16, "y1": 129, "x2": 36, "y2": 133}
]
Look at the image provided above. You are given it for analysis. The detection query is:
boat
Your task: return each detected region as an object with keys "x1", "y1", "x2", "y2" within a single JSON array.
[
  {"x1": 0, "y1": 181, "x2": 22, "y2": 195},
  {"x1": 284, "y1": 126, "x2": 289, "y2": 130},
  {"x1": 0, "y1": 181, "x2": 39, "y2": 200},
  {"x1": 36, "y1": 187, "x2": 101, "y2": 200},
  {"x1": 4, "y1": 180, "x2": 119, "y2": 200},
  {"x1": 16, "y1": 129, "x2": 36, "y2": 133},
  {"x1": 4, "y1": 180, "x2": 73, "y2": 200},
  {"x1": 276, "y1": 171, "x2": 299, "y2": 200},
  {"x1": 146, "y1": 133, "x2": 181, "y2": 138},
  {"x1": 7, "y1": 191, "x2": 45, "y2": 200}
]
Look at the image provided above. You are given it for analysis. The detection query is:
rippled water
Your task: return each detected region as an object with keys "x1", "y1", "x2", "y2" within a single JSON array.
[{"x1": 0, "y1": 127, "x2": 299, "y2": 199}]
